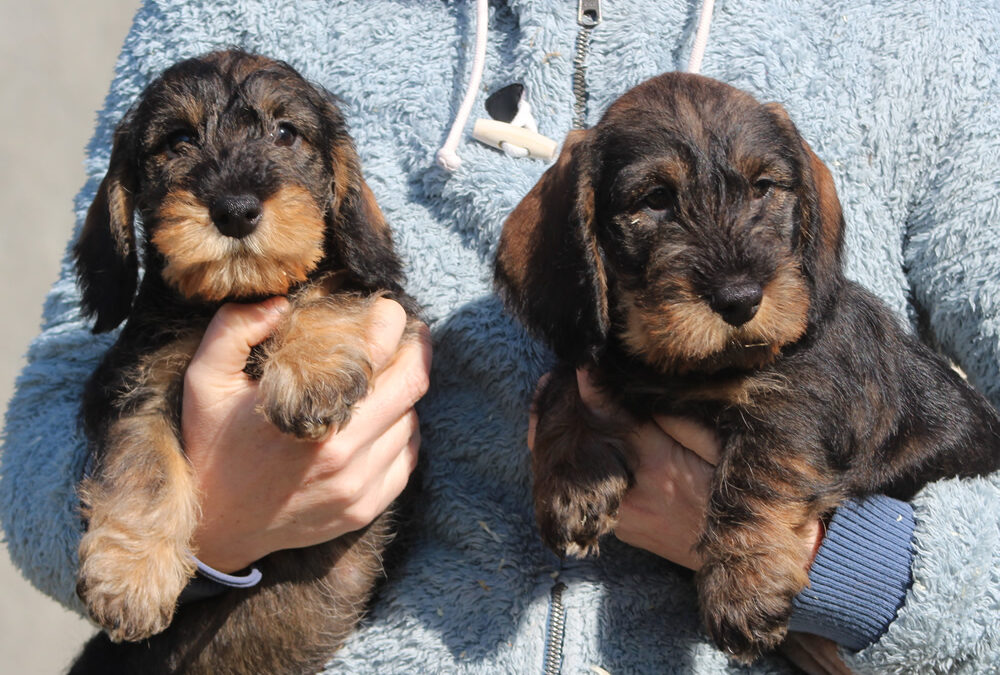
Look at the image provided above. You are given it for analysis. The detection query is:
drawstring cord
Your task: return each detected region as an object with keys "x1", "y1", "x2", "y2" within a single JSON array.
[
  {"x1": 436, "y1": 0, "x2": 489, "y2": 171},
  {"x1": 437, "y1": 0, "x2": 715, "y2": 169},
  {"x1": 687, "y1": 0, "x2": 715, "y2": 74}
]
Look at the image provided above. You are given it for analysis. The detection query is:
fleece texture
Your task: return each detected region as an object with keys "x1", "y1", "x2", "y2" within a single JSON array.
[{"x1": 2, "y1": 1, "x2": 999, "y2": 673}]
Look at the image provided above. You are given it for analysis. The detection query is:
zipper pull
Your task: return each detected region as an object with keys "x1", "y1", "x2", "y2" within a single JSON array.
[{"x1": 578, "y1": 0, "x2": 602, "y2": 27}]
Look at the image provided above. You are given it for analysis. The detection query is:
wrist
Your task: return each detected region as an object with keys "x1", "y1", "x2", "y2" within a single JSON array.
[
  {"x1": 192, "y1": 521, "x2": 268, "y2": 574},
  {"x1": 178, "y1": 557, "x2": 263, "y2": 604},
  {"x1": 789, "y1": 496, "x2": 915, "y2": 651}
]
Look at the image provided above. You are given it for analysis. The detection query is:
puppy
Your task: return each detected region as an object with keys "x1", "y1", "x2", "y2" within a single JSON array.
[
  {"x1": 71, "y1": 50, "x2": 417, "y2": 674},
  {"x1": 495, "y1": 73, "x2": 1000, "y2": 662}
]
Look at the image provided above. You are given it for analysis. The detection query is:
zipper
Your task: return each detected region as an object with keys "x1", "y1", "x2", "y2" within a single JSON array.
[
  {"x1": 542, "y1": 581, "x2": 567, "y2": 675},
  {"x1": 572, "y1": 0, "x2": 603, "y2": 129},
  {"x1": 542, "y1": 6, "x2": 602, "y2": 673}
]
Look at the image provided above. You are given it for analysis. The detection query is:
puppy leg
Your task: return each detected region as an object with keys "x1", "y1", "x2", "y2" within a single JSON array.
[
  {"x1": 532, "y1": 367, "x2": 634, "y2": 557},
  {"x1": 256, "y1": 292, "x2": 405, "y2": 441},
  {"x1": 696, "y1": 438, "x2": 836, "y2": 662},
  {"x1": 77, "y1": 340, "x2": 201, "y2": 642},
  {"x1": 70, "y1": 515, "x2": 393, "y2": 675}
]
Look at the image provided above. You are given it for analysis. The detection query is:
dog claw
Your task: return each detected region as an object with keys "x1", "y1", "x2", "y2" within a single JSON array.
[
  {"x1": 270, "y1": 411, "x2": 336, "y2": 442},
  {"x1": 535, "y1": 479, "x2": 624, "y2": 558}
]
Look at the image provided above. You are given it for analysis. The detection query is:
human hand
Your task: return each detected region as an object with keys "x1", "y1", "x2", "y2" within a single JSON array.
[
  {"x1": 182, "y1": 297, "x2": 430, "y2": 573},
  {"x1": 781, "y1": 633, "x2": 853, "y2": 675},
  {"x1": 529, "y1": 370, "x2": 822, "y2": 571}
]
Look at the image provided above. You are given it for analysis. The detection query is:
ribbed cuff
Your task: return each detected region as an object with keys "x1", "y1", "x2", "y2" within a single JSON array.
[
  {"x1": 788, "y1": 496, "x2": 915, "y2": 651},
  {"x1": 178, "y1": 558, "x2": 263, "y2": 603}
]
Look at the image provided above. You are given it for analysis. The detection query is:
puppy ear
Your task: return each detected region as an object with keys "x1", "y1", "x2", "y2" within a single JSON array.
[
  {"x1": 328, "y1": 155, "x2": 404, "y2": 293},
  {"x1": 800, "y1": 141, "x2": 845, "y2": 293},
  {"x1": 318, "y1": 90, "x2": 405, "y2": 293},
  {"x1": 765, "y1": 103, "x2": 845, "y2": 312},
  {"x1": 494, "y1": 130, "x2": 609, "y2": 364},
  {"x1": 73, "y1": 117, "x2": 139, "y2": 333}
]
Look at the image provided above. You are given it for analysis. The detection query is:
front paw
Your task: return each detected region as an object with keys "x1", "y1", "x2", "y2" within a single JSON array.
[
  {"x1": 77, "y1": 525, "x2": 195, "y2": 642},
  {"x1": 534, "y1": 469, "x2": 629, "y2": 558},
  {"x1": 257, "y1": 344, "x2": 372, "y2": 441},
  {"x1": 697, "y1": 557, "x2": 802, "y2": 663}
]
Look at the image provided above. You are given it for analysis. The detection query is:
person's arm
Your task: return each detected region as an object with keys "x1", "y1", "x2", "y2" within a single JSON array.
[
  {"x1": 841, "y1": 15, "x2": 1000, "y2": 672},
  {"x1": 564, "y1": 357, "x2": 998, "y2": 671},
  {"x1": 0, "y1": 294, "x2": 430, "y2": 613},
  {"x1": 547, "y1": 370, "x2": 911, "y2": 670},
  {"x1": 183, "y1": 298, "x2": 430, "y2": 574}
]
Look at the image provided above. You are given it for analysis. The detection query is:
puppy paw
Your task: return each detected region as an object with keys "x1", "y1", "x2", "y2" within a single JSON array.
[
  {"x1": 256, "y1": 296, "x2": 379, "y2": 441},
  {"x1": 77, "y1": 524, "x2": 195, "y2": 642},
  {"x1": 534, "y1": 469, "x2": 629, "y2": 558},
  {"x1": 697, "y1": 555, "x2": 801, "y2": 663},
  {"x1": 257, "y1": 347, "x2": 372, "y2": 441}
]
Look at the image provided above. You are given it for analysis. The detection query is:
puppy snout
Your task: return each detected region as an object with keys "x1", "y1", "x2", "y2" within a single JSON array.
[
  {"x1": 211, "y1": 194, "x2": 262, "y2": 239},
  {"x1": 709, "y1": 280, "x2": 763, "y2": 326}
]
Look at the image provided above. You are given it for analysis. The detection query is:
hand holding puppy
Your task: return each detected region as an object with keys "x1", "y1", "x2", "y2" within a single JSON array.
[
  {"x1": 185, "y1": 297, "x2": 430, "y2": 573},
  {"x1": 529, "y1": 370, "x2": 821, "y2": 573}
]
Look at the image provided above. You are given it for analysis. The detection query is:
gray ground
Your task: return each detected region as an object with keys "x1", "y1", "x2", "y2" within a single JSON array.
[{"x1": 0, "y1": 1, "x2": 140, "y2": 672}]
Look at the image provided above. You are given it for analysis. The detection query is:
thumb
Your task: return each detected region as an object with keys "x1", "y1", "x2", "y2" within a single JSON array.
[
  {"x1": 576, "y1": 368, "x2": 618, "y2": 421},
  {"x1": 190, "y1": 297, "x2": 289, "y2": 379}
]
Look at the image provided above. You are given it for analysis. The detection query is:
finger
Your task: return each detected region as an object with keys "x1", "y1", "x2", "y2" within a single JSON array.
[
  {"x1": 190, "y1": 298, "x2": 289, "y2": 379},
  {"x1": 532, "y1": 373, "x2": 552, "y2": 403},
  {"x1": 381, "y1": 417, "x2": 420, "y2": 499},
  {"x1": 364, "y1": 298, "x2": 409, "y2": 375},
  {"x1": 361, "y1": 408, "x2": 420, "y2": 479},
  {"x1": 527, "y1": 372, "x2": 552, "y2": 452},
  {"x1": 653, "y1": 415, "x2": 722, "y2": 466},
  {"x1": 332, "y1": 411, "x2": 420, "y2": 532},
  {"x1": 527, "y1": 408, "x2": 538, "y2": 452},
  {"x1": 614, "y1": 498, "x2": 703, "y2": 570},
  {"x1": 337, "y1": 338, "x2": 431, "y2": 449},
  {"x1": 576, "y1": 368, "x2": 618, "y2": 421}
]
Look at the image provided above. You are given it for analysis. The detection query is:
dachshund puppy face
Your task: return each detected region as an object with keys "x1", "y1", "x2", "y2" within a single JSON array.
[
  {"x1": 138, "y1": 53, "x2": 335, "y2": 301},
  {"x1": 594, "y1": 78, "x2": 814, "y2": 373},
  {"x1": 497, "y1": 73, "x2": 843, "y2": 375},
  {"x1": 76, "y1": 50, "x2": 395, "y2": 332}
]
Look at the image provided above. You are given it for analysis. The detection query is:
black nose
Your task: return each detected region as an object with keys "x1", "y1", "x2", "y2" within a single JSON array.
[
  {"x1": 210, "y1": 194, "x2": 262, "y2": 239},
  {"x1": 709, "y1": 280, "x2": 763, "y2": 326}
]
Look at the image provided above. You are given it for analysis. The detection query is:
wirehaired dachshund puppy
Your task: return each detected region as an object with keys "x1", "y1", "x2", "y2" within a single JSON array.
[
  {"x1": 71, "y1": 50, "x2": 418, "y2": 674},
  {"x1": 495, "y1": 72, "x2": 1000, "y2": 662}
]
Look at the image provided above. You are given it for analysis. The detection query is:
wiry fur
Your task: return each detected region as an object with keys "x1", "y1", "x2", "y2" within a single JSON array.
[
  {"x1": 495, "y1": 73, "x2": 1000, "y2": 662},
  {"x1": 71, "y1": 50, "x2": 416, "y2": 674}
]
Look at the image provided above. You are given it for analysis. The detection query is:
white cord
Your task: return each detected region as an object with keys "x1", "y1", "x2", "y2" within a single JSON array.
[
  {"x1": 686, "y1": 0, "x2": 715, "y2": 74},
  {"x1": 437, "y1": 0, "x2": 489, "y2": 171}
]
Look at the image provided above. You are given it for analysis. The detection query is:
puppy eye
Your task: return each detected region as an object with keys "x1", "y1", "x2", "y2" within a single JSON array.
[
  {"x1": 274, "y1": 122, "x2": 298, "y2": 147},
  {"x1": 641, "y1": 187, "x2": 676, "y2": 214},
  {"x1": 752, "y1": 177, "x2": 776, "y2": 199},
  {"x1": 164, "y1": 129, "x2": 196, "y2": 155}
]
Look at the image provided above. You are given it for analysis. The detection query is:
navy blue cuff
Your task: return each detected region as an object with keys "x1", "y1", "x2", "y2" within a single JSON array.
[
  {"x1": 788, "y1": 496, "x2": 915, "y2": 651},
  {"x1": 178, "y1": 558, "x2": 263, "y2": 603}
]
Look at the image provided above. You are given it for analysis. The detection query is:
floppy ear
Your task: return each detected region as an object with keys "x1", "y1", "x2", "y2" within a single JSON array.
[
  {"x1": 799, "y1": 141, "x2": 845, "y2": 299},
  {"x1": 494, "y1": 129, "x2": 609, "y2": 365},
  {"x1": 318, "y1": 90, "x2": 405, "y2": 294},
  {"x1": 327, "y1": 152, "x2": 405, "y2": 293},
  {"x1": 764, "y1": 103, "x2": 845, "y2": 315},
  {"x1": 73, "y1": 116, "x2": 140, "y2": 333}
]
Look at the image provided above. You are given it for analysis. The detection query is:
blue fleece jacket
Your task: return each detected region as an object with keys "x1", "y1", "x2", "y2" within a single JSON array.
[{"x1": 2, "y1": 1, "x2": 999, "y2": 673}]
